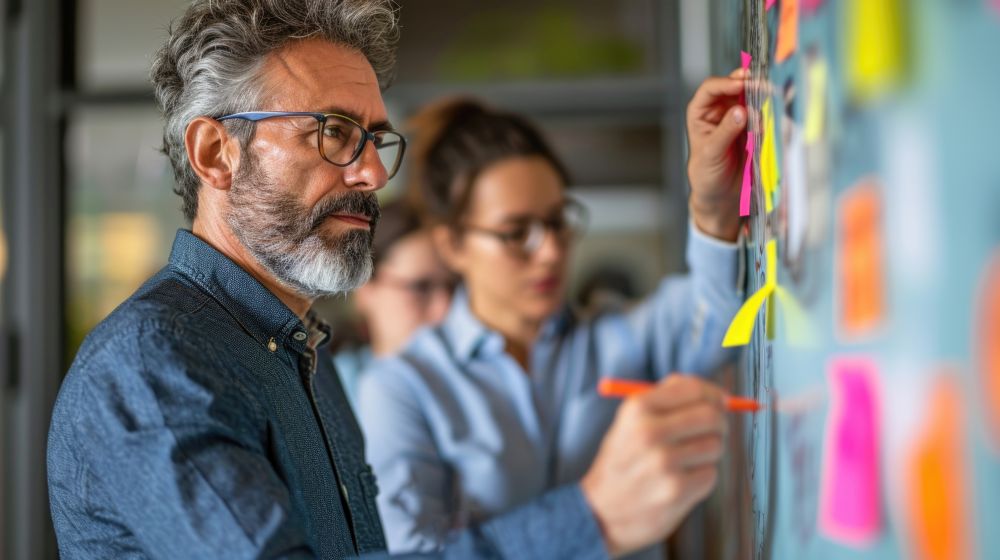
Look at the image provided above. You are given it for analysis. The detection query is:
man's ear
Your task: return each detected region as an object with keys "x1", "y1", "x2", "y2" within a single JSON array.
[
  {"x1": 430, "y1": 224, "x2": 466, "y2": 275},
  {"x1": 185, "y1": 117, "x2": 241, "y2": 191}
]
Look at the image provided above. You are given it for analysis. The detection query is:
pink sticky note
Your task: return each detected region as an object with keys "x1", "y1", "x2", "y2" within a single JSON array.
[
  {"x1": 993, "y1": 0, "x2": 1000, "y2": 14},
  {"x1": 767, "y1": 0, "x2": 777, "y2": 9},
  {"x1": 819, "y1": 357, "x2": 882, "y2": 547},
  {"x1": 740, "y1": 133, "x2": 755, "y2": 216},
  {"x1": 741, "y1": 51, "x2": 752, "y2": 70},
  {"x1": 802, "y1": 0, "x2": 825, "y2": 13}
]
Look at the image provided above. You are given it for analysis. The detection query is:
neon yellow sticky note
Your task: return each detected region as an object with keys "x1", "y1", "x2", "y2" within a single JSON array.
[
  {"x1": 723, "y1": 241, "x2": 779, "y2": 347},
  {"x1": 761, "y1": 98, "x2": 780, "y2": 213},
  {"x1": 804, "y1": 58, "x2": 828, "y2": 143},
  {"x1": 845, "y1": 0, "x2": 905, "y2": 102},
  {"x1": 723, "y1": 284, "x2": 774, "y2": 347}
]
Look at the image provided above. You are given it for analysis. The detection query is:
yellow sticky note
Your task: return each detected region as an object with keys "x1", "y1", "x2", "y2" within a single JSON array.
[
  {"x1": 761, "y1": 98, "x2": 780, "y2": 213},
  {"x1": 723, "y1": 241, "x2": 778, "y2": 347},
  {"x1": 723, "y1": 284, "x2": 774, "y2": 347},
  {"x1": 804, "y1": 58, "x2": 828, "y2": 143},
  {"x1": 723, "y1": 240, "x2": 816, "y2": 347},
  {"x1": 846, "y1": 0, "x2": 905, "y2": 101}
]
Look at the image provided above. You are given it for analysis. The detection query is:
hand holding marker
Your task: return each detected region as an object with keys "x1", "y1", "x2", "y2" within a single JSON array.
[{"x1": 598, "y1": 378, "x2": 765, "y2": 412}]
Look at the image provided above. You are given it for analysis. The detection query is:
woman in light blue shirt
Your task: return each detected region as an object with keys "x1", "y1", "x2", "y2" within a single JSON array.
[{"x1": 358, "y1": 96, "x2": 745, "y2": 557}]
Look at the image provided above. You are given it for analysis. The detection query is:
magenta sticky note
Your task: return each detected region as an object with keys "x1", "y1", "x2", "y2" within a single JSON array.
[
  {"x1": 740, "y1": 133, "x2": 755, "y2": 216},
  {"x1": 818, "y1": 357, "x2": 882, "y2": 547},
  {"x1": 741, "y1": 51, "x2": 752, "y2": 70},
  {"x1": 767, "y1": 0, "x2": 777, "y2": 10}
]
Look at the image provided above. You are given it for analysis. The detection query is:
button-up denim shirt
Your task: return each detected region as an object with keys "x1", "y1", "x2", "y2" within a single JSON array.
[
  {"x1": 48, "y1": 230, "x2": 609, "y2": 560},
  {"x1": 357, "y1": 224, "x2": 741, "y2": 558}
]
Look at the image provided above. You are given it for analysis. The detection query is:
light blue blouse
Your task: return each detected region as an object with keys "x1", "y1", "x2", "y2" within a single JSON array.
[{"x1": 357, "y1": 224, "x2": 742, "y2": 557}]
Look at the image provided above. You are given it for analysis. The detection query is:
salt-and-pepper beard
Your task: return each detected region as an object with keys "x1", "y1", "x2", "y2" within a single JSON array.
[{"x1": 225, "y1": 150, "x2": 381, "y2": 299}]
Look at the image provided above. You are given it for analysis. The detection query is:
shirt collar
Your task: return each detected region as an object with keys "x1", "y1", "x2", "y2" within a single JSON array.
[
  {"x1": 441, "y1": 285, "x2": 575, "y2": 364},
  {"x1": 167, "y1": 229, "x2": 314, "y2": 352}
]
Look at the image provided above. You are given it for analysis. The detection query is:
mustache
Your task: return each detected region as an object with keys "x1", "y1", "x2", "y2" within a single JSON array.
[{"x1": 309, "y1": 191, "x2": 381, "y2": 232}]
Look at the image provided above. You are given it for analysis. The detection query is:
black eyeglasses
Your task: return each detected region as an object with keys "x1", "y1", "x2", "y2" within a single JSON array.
[
  {"x1": 216, "y1": 111, "x2": 406, "y2": 179},
  {"x1": 463, "y1": 198, "x2": 589, "y2": 256}
]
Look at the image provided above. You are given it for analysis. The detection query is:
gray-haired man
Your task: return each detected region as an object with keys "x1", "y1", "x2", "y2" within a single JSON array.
[{"x1": 47, "y1": 0, "x2": 745, "y2": 558}]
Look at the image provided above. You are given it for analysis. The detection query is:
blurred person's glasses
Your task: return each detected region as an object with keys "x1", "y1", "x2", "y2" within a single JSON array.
[
  {"x1": 216, "y1": 111, "x2": 406, "y2": 179},
  {"x1": 463, "y1": 198, "x2": 588, "y2": 257},
  {"x1": 376, "y1": 274, "x2": 457, "y2": 307}
]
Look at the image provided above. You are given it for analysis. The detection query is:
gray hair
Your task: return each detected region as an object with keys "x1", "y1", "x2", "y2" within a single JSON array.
[{"x1": 150, "y1": 0, "x2": 400, "y2": 221}]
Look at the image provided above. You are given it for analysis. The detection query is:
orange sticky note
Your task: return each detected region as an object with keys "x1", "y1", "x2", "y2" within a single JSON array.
[
  {"x1": 776, "y1": 0, "x2": 799, "y2": 62},
  {"x1": 978, "y1": 252, "x2": 1000, "y2": 450},
  {"x1": 837, "y1": 178, "x2": 884, "y2": 340},
  {"x1": 904, "y1": 374, "x2": 972, "y2": 560}
]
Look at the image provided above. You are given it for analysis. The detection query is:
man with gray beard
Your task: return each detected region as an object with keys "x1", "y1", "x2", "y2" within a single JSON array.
[{"x1": 47, "y1": 0, "x2": 745, "y2": 558}]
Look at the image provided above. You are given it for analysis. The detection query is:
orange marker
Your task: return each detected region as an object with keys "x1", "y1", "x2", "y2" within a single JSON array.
[{"x1": 597, "y1": 378, "x2": 765, "y2": 413}]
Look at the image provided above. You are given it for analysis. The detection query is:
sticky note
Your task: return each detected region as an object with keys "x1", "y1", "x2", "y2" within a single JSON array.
[
  {"x1": 723, "y1": 240, "x2": 815, "y2": 347},
  {"x1": 804, "y1": 57, "x2": 828, "y2": 144},
  {"x1": 819, "y1": 357, "x2": 882, "y2": 546},
  {"x1": 904, "y1": 374, "x2": 971, "y2": 560},
  {"x1": 978, "y1": 253, "x2": 1000, "y2": 450},
  {"x1": 760, "y1": 98, "x2": 780, "y2": 213},
  {"x1": 740, "y1": 132, "x2": 756, "y2": 217},
  {"x1": 776, "y1": 0, "x2": 799, "y2": 62},
  {"x1": 837, "y1": 179, "x2": 884, "y2": 340},
  {"x1": 845, "y1": 0, "x2": 905, "y2": 101},
  {"x1": 723, "y1": 240, "x2": 776, "y2": 346},
  {"x1": 767, "y1": 0, "x2": 777, "y2": 10}
]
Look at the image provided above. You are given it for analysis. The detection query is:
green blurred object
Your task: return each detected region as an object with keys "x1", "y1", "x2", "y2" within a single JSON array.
[{"x1": 438, "y1": 5, "x2": 644, "y2": 81}]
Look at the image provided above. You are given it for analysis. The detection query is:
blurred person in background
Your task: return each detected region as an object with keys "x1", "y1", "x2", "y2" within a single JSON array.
[
  {"x1": 332, "y1": 198, "x2": 456, "y2": 409},
  {"x1": 358, "y1": 89, "x2": 747, "y2": 558}
]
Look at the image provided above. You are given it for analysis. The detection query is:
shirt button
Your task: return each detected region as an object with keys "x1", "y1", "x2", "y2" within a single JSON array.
[{"x1": 293, "y1": 331, "x2": 307, "y2": 342}]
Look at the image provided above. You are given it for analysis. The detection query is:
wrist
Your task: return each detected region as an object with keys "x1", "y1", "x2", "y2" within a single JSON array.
[
  {"x1": 689, "y1": 194, "x2": 740, "y2": 242},
  {"x1": 580, "y1": 474, "x2": 623, "y2": 558}
]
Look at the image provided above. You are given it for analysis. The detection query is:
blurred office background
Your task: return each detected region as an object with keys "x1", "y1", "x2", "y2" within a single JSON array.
[{"x1": 0, "y1": 0, "x2": 734, "y2": 557}]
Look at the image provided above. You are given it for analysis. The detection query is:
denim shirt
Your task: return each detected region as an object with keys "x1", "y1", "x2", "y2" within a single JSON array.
[
  {"x1": 48, "y1": 230, "x2": 608, "y2": 560},
  {"x1": 357, "y1": 223, "x2": 741, "y2": 558},
  {"x1": 48, "y1": 230, "x2": 386, "y2": 559}
]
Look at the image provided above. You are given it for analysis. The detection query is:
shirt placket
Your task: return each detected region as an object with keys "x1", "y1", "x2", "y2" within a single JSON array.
[{"x1": 295, "y1": 338, "x2": 362, "y2": 555}]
